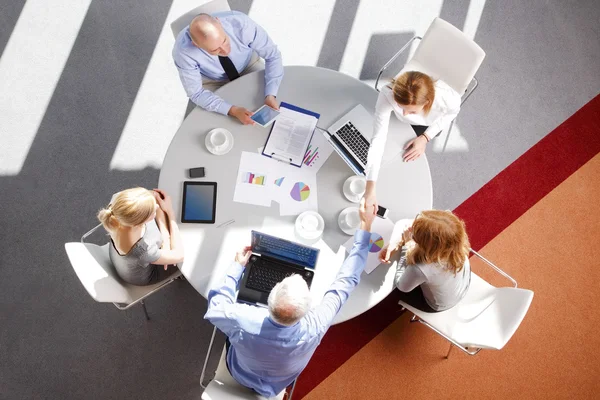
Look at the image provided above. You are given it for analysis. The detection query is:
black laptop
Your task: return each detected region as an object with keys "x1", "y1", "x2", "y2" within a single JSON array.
[{"x1": 237, "y1": 231, "x2": 320, "y2": 306}]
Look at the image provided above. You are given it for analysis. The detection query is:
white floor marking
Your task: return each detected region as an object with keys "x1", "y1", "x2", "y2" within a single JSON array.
[{"x1": 0, "y1": 0, "x2": 92, "y2": 175}]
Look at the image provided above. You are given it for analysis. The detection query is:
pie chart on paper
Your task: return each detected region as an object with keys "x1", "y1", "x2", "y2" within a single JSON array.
[
  {"x1": 290, "y1": 182, "x2": 310, "y2": 202},
  {"x1": 369, "y1": 233, "x2": 384, "y2": 253}
]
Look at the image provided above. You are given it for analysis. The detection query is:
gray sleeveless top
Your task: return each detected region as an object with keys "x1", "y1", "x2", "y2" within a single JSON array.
[{"x1": 109, "y1": 220, "x2": 163, "y2": 285}]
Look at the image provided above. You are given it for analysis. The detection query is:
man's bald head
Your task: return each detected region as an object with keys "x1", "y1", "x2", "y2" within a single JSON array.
[{"x1": 189, "y1": 14, "x2": 230, "y2": 55}]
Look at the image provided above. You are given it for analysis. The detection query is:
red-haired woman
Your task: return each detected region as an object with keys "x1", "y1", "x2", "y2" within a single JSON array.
[{"x1": 380, "y1": 210, "x2": 471, "y2": 312}]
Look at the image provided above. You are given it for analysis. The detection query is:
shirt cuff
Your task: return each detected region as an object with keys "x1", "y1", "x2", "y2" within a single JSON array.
[
  {"x1": 227, "y1": 262, "x2": 245, "y2": 281},
  {"x1": 264, "y1": 81, "x2": 279, "y2": 98},
  {"x1": 217, "y1": 101, "x2": 233, "y2": 116},
  {"x1": 354, "y1": 229, "x2": 371, "y2": 245}
]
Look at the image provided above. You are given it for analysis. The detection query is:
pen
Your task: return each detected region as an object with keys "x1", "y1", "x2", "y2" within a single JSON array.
[{"x1": 217, "y1": 219, "x2": 235, "y2": 228}]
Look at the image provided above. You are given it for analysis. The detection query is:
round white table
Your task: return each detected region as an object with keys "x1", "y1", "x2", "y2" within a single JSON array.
[{"x1": 158, "y1": 66, "x2": 432, "y2": 324}]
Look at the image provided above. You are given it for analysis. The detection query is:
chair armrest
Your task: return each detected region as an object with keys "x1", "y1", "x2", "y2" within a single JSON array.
[
  {"x1": 469, "y1": 249, "x2": 517, "y2": 288},
  {"x1": 81, "y1": 223, "x2": 104, "y2": 243},
  {"x1": 375, "y1": 36, "x2": 422, "y2": 92}
]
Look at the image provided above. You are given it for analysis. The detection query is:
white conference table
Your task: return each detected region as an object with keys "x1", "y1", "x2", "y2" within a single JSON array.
[{"x1": 158, "y1": 66, "x2": 432, "y2": 324}]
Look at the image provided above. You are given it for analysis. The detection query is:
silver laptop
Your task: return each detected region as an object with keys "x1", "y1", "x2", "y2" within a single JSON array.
[{"x1": 321, "y1": 104, "x2": 374, "y2": 175}]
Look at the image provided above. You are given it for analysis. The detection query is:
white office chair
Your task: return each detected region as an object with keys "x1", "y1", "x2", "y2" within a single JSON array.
[
  {"x1": 170, "y1": 0, "x2": 231, "y2": 38},
  {"x1": 398, "y1": 249, "x2": 534, "y2": 357},
  {"x1": 375, "y1": 17, "x2": 486, "y2": 151},
  {"x1": 200, "y1": 326, "x2": 296, "y2": 400},
  {"x1": 64, "y1": 224, "x2": 181, "y2": 320}
]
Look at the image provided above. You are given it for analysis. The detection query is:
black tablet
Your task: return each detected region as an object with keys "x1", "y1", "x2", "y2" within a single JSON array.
[{"x1": 181, "y1": 181, "x2": 217, "y2": 223}]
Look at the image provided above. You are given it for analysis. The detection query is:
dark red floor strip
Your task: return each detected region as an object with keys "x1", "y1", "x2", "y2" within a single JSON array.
[{"x1": 295, "y1": 93, "x2": 600, "y2": 399}]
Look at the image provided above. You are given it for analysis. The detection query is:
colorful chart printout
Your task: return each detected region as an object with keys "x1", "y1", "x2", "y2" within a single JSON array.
[
  {"x1": 290, "y1": 182, "x2": 310, "y2": 202},
  {"x1": 274, "y1": 177, "x2": 285, "y2": 186},
  {"x1": 368, "y1": 233, "x2": 385, "y2": 253},
  {"x1": 242, "y1": 172, "x2": 266, "y2": 186}
]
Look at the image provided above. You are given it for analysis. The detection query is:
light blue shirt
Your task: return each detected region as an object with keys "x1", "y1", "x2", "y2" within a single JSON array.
[
  {"x1": 172, "y1": 11, "x2": 284, "y2": 115},
  {"x1": 204, "y1": 230, "x2": 370, "y2": 398}
]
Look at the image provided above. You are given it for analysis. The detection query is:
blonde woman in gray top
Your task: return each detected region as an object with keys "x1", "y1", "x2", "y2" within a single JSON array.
[
  {"x1": 380, "y1": 210, "x2": 471, "y2": 312},
  {"x1": 97, "y1": 187, "x2": 184, "y2": 286}
]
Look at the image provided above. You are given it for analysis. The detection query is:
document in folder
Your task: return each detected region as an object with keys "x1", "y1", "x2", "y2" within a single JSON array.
[{"x1": 262, "y1": 102, "x2": 320, "y2": 167}]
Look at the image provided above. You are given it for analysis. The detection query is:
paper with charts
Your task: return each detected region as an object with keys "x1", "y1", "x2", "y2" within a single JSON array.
[
  {"x1": 343, "y1": 216, "x2": 395, "y2": 274},
  {"x1": 301, "y1": 130, "x2": 334, "y2": 173},
  {"x1": 234, "y1": 152, "x2": 318, "y2": 215}
]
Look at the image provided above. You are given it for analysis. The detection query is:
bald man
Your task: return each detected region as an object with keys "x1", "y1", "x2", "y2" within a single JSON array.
[{"x1": 172, "y1": 11, "x2": 283, "y2": 124}]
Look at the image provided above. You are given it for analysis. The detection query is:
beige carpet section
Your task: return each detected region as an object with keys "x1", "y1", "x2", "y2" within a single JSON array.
[{"x1": 303, "y1": 154, "x2": 600, "y2": 400}]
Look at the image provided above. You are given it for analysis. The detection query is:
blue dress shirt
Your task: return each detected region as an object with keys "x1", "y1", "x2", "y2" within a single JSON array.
[
  {"x1": 172, "y1": 11, "x2": 284, "y2": 115},
  {"x1": 204, "y1": 230, "x2": 370, "y2": 398}
]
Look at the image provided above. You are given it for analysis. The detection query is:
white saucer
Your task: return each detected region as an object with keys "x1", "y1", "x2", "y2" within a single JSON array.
[
  {"x1": 338, "y1": 206, "x2": 360, "y2": 235},
  {"x1": 342, "y1": 176, "x2": 366, "y2": 203},
  {"x1": 295, "y1": 211, "x2": 325, "y2": 241},
  {"x1": 205, "y1": 128, "x2": 234, "y2": 155}
]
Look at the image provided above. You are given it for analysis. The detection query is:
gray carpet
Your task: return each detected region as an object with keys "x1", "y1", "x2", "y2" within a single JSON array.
[{"x1": 1, "y1": 1, "x2": 599, "y2": 399}]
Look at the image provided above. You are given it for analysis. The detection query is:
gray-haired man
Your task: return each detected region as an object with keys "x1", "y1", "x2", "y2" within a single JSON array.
[{"x1": 204, "y1": 200, "x2": 376, "y2": 398}]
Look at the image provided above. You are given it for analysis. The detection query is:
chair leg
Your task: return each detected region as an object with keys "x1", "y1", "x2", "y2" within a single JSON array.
[
  {"x1": 445, "y1": 343, "x2": 453, "y2": 359},
  {"x1": 140, "y1": 300, "x2": 150, "y2": 321},
  {"x1": 442, "y1": 119, "x2": 455, "y2": 152},
  {"x1": 410, "y1": 315, "x2": 419, "y2": 323},
  {"x1": 200, "y1": 326, "x2": 218, "y2": 389},
  {"x1": 286, "y1": 379, "x2": 297, "y2": 400}
]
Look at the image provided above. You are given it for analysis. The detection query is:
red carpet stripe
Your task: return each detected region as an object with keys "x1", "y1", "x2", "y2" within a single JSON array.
[
  {"x1": 455, "y1": 94, "x2": 600, "y2": 250},
  {"x1": 295, "y1": 93, "x2": 600, "y2": 399}
]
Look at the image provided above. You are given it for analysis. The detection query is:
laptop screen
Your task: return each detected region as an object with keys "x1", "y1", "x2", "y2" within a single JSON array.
[{"x1": 251, "y1": 231, "x2": 319, "y2": 269}]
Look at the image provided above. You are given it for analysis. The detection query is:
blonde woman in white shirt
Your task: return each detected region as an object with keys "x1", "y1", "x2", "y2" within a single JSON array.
[{"x1": 364, "y1": 71, "x2": 461, "y2": 211}]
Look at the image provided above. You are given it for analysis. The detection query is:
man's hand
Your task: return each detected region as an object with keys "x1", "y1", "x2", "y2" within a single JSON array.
[
  {"x1": 403, "y1": 135, "x2": 428, "y2": 162},
  {"x1": 235, "y1": 246, "x2": 252, "y2": 267},
  {"x1": 229, "y1": 106, "x2": 255, "y2": 125},
  {"x1": 264, "y1": 95, "x2": 279, "y2": 110},
  {"x1": 358, "y1": 198, "x2": 377, "y2": 232}
]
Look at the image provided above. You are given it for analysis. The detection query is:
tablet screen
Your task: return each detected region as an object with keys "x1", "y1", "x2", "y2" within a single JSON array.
[
  {"x1": 251, "y1": 106, "x2": 280, "y2": 126},
  {"x1": 181, "y1": 182, "x2": 217, "y2": 223}
]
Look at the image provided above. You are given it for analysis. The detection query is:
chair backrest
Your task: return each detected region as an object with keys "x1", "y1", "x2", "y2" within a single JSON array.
[
  {"x1": 452, "y1": 285, "x2": 534, "y2": 350},
  {"x1": 170, "y1": 0, "x2": 231, "y2": 39},
  {"x1": 202, "y1": 348, "x2": 284, "y2": 400},
  {"x1": 406, "y1": 17, "x2": 486, "y2": 94},
  {"x1": 65, "y1": 242, "x2": 133, "y2": 304}
]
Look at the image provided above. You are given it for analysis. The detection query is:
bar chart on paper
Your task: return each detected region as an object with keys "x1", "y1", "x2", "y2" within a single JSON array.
[
  {"x1": 303, "y1": 145, "x2": 320, "y2": 167},
  {"x1": 241, "y1": 172, "x2": 266, "y2": 185}
]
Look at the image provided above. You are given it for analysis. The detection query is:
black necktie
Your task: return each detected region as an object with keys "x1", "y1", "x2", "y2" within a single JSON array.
[{"x1": 218, "y1": 56, "x2": 240, "y2": 81}]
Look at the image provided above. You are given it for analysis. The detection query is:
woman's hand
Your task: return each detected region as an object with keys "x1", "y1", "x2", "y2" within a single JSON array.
[
  {"x1": 363, "y1": 181, "x2": 378, "y2": 215},
  {"x1": 379, "y1": 246, "x2": 397, "y2": 264},
  {"x1": 153, "y1": 189, "x2": 175, "y2": 218},
  {"x1": 403, "y1": 135, "x2": 428, "y2": 162},
  {"x1": 235, "y1": 246, "x2": 252, "y2": 267}
]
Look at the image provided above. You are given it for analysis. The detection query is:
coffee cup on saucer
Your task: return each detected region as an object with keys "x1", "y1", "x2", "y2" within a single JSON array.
[
  {"x1": 295, "y1": 211, "x2": 324, "y2": 242},
  {"x1": 338, "y1": 207, "x2": 361, "y2": 235},
  {"x1": 343, "y1": 176, "x2": 367, "y2": 203},
  {"x1": 205, "y1": 128, "x2": 234, "y2": 155}
]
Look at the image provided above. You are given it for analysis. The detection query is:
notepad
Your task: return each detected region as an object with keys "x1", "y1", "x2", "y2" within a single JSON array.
[{"x1": 262, "y1": 102, "x2": 320, "y2": 167}]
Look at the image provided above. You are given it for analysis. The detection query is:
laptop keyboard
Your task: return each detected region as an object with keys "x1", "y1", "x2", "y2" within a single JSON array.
[
  {"x1": 256, "y1": 234, "x2": 315, "y2": 265},
  {"x1": 246, "y1": 258, "x2": 311, "y2": 293},
  {"x1": 335, "y1": 122, "x2": 370, "y2": 165}
]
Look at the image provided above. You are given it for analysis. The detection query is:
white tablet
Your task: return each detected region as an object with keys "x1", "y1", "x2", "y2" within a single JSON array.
[{"x1": 251, "y1": 105, "x2": 280, "y2": 127}]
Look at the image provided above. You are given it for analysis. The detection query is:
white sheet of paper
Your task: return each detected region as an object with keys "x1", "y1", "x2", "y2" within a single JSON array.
[
  {"x1": 263, "y1": 106, "x2": 318, "y2": 165},
  {"x1": 233, "y1": 152, "x2": 280, "y2": 207},
  {"x1": 301, "y1": 130, "x2": 334, "y2": 173},
  {"x1": 272, "y1": 167, "x2": 319, "y2": 216},
  {"x1": 343, "y1": 216, "x2": 395, "y2": 274}
]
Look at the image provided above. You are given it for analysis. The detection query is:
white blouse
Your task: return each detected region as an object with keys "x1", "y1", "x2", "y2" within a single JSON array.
[{"x1": 365, "y1": 80, "x2": 461, "y2": 181}]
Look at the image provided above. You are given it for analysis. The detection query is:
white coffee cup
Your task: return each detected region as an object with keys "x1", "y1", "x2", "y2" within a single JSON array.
[
  {"x1": 349, "y1": 178, "x2": 366, "y2": 197},
  {"x1": 301, "y1": 214, "x2": 319, "y2": 232},
  {"x1": 344, "y1": 209, "x2": 360, "y2": 229},
  {"x1": 210, "y1": 130, "x2": 228, "y2": 151}
]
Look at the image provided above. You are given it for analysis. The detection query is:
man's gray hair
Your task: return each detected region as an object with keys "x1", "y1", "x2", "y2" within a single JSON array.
[{"x1": 268, "y1": 274, "x2": 312, "y2": 326}]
